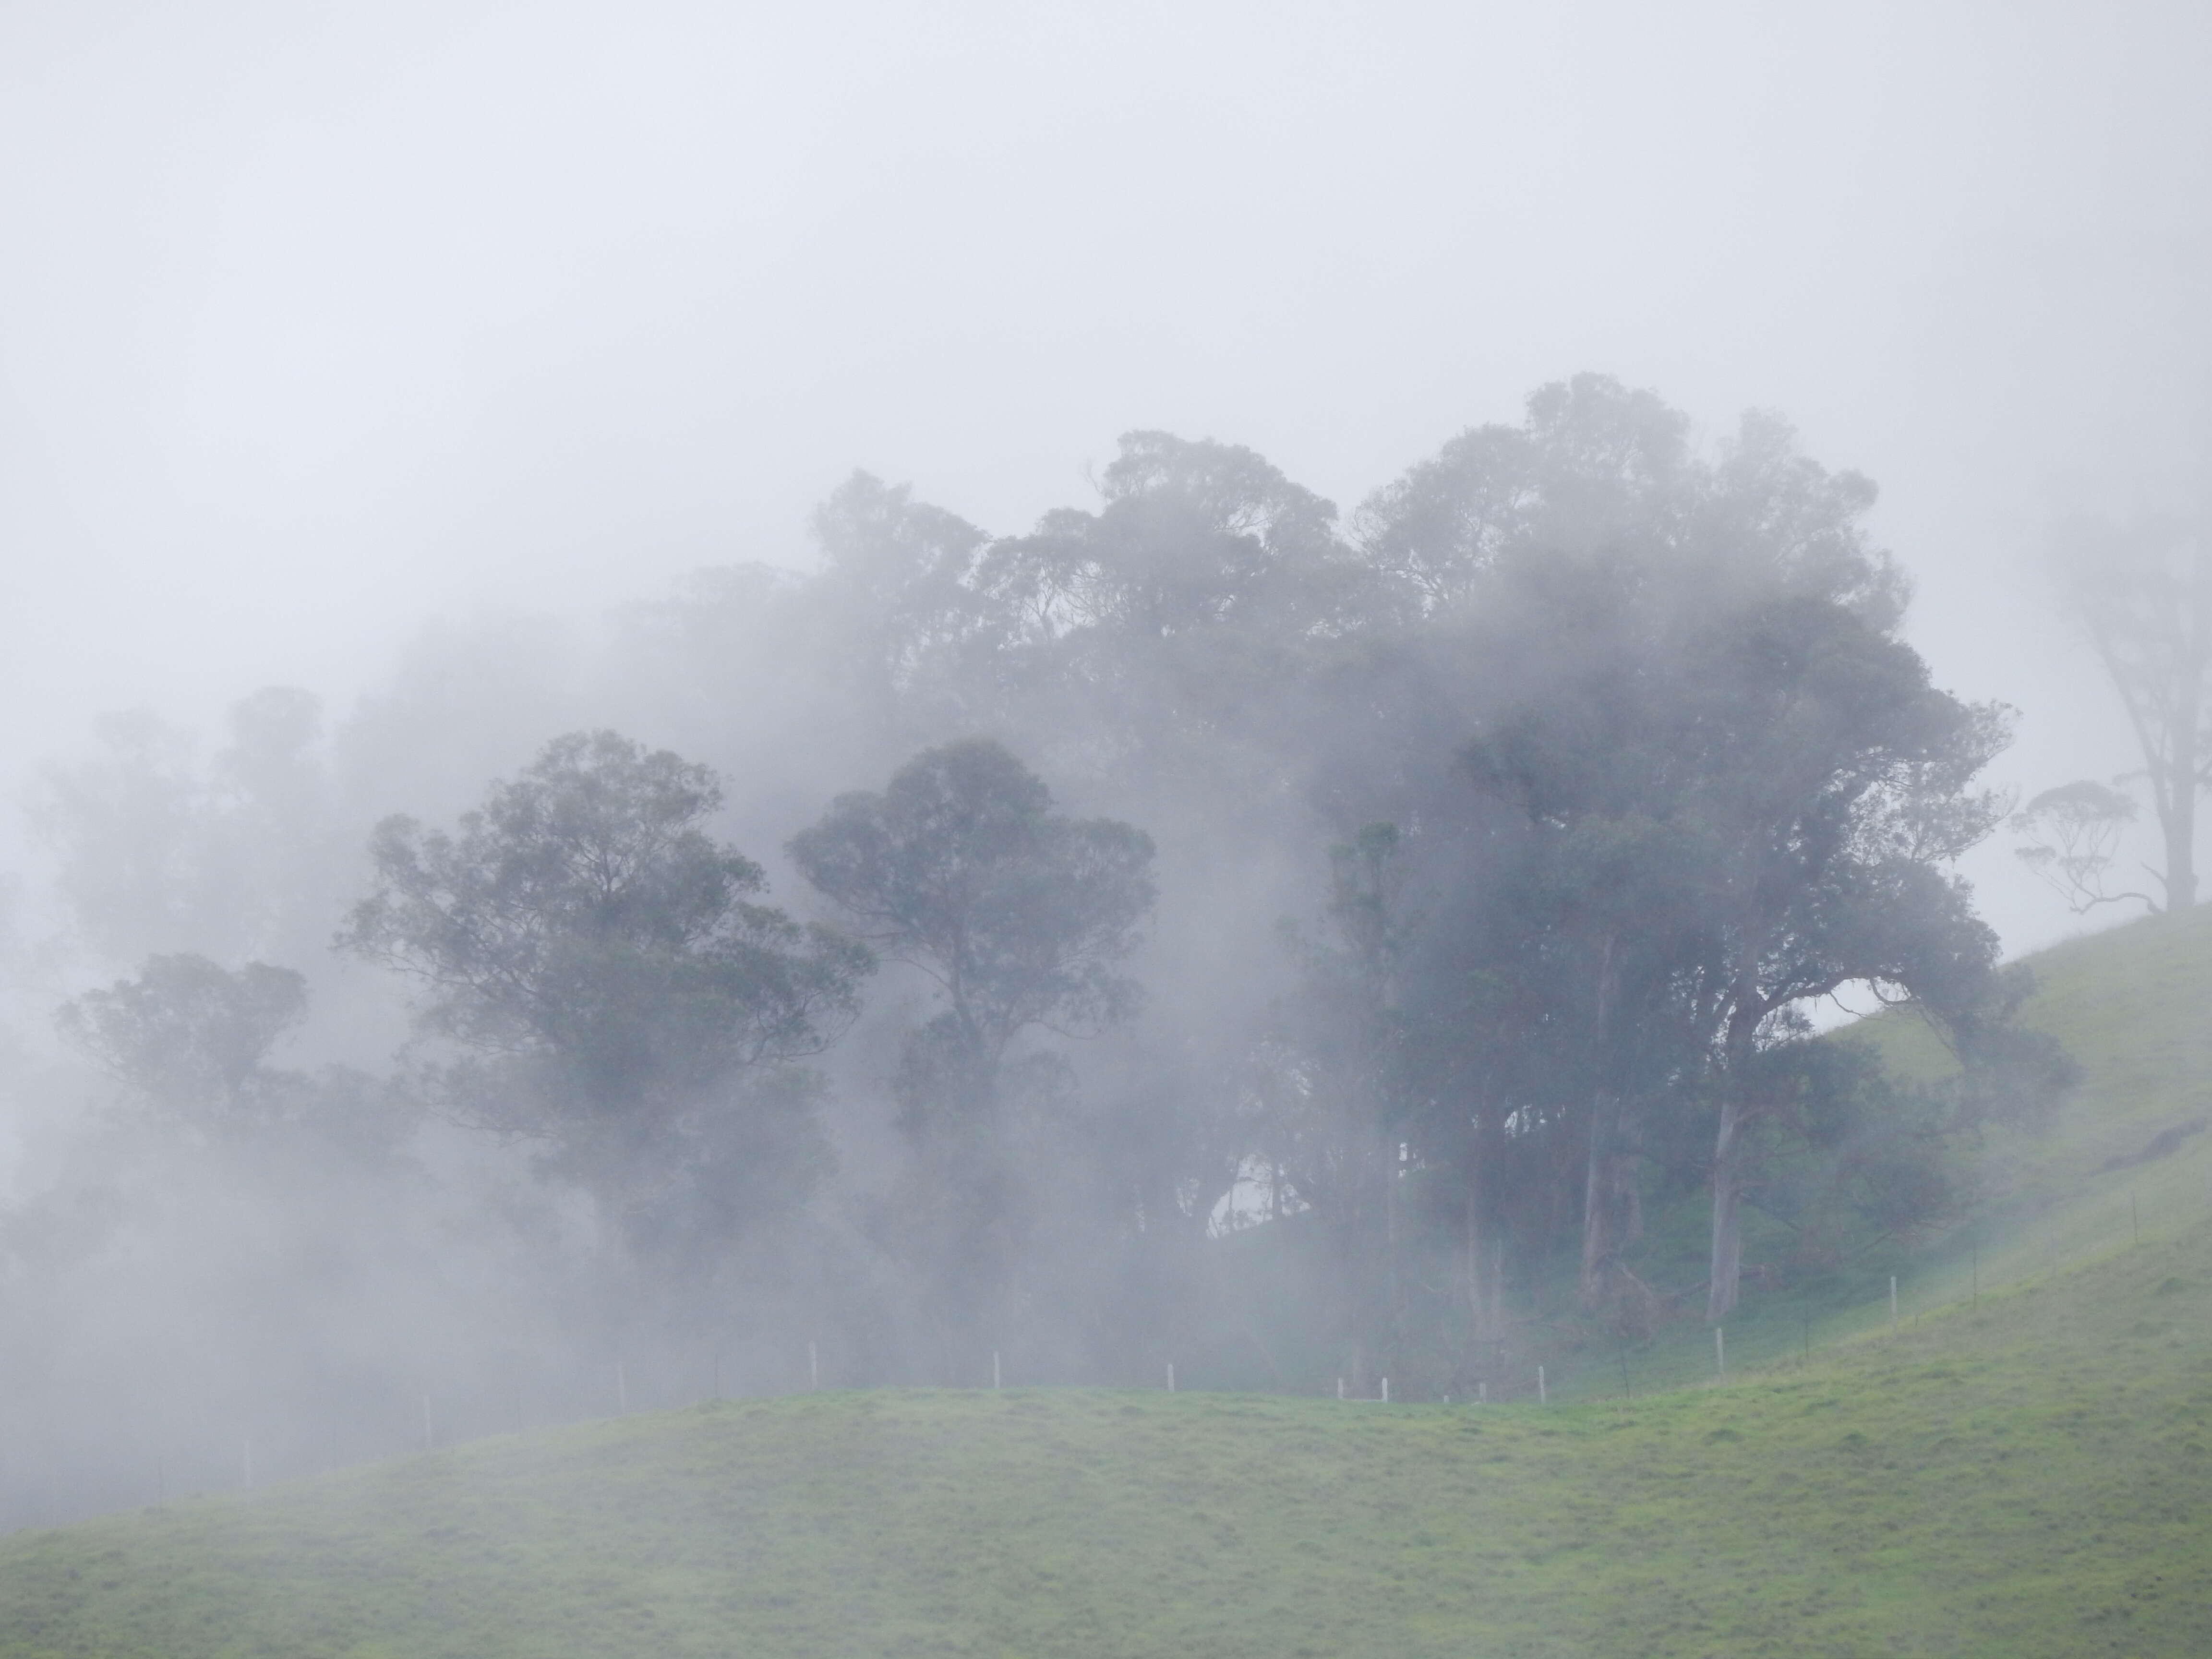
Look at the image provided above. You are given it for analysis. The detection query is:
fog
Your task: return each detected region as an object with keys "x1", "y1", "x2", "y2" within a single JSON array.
[{"x1": 0, "y1": 1, "x2": 2206, "y2": 1529}]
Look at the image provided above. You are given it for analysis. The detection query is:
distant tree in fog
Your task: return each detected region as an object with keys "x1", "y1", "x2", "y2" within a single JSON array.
[
  {"x1": 806, "y1": 471, "x2": 1001, "y2": 744},
  {"x1": 2053, "y1": 515, "x2": 2211, "y2": 910},
  {"x1": 57, "y1": 953, "x2": 307, "y2": 1132},
  {"x1": 2010, "y1": 779, "x2": 2155, "y2": 914},
  {"x1": 55, "y1": 952, "x2": 415, "y2": 1159},
  {"x1": 35, "y1": 687, "x2": 336, "y2": 968},
  {"x1": 338, "y1": 730, "x2": 871, "y2": 1243}
]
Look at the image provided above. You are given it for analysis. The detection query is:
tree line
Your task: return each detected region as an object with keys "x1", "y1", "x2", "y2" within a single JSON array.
[{"x1": 27, "y1": 374, "x2": 2076, "y2": 1422}]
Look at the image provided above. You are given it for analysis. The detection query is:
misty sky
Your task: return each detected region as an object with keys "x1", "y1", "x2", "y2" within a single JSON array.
[{"x1": 2, "y1": 0, "x2": 2207, "y2": 956}]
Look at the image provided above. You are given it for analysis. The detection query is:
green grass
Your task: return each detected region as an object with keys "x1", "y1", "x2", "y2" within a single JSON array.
[{"x1": 6, "y1": 908, "x2": 2212, "y2": 1657}]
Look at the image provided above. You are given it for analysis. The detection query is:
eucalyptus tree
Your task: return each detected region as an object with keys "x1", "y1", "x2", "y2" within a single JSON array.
[
  {"x1": 790, "y1": 739, "x2": 1154, "y2": 1119},
  {"x1": 1259, "y1": 823, "x2": 1419, "y2": 1383},
  {"x1": 1665, "y1": 597, "x2": 2012, "y2": 1318},
  {"x1": 1471, "y1": 547, "x2": 2011, "y2": 1323},
  {"x1": 1350, "y1": 372, "x2": 1695, "y2": 615},
  {"x1": 789, "y1": 739, "x2": 1154, "y2": 1335},
  {"x1": 35, "y1": 687, "x2": 335, "y2": 970},
  {"x1": 805, "y1": 469, "x2": 1003, "y2": 745},
  {"x1": 2050, "y1": 514, "x2": 2210, "y2": 910},
  {"x1": 58, "y1": 953, "x2": 309, "y2": 1133},
  {"x1": 1356, "y1": 377, "x2": 2021, "y2": 1325},
  {"x1": 339, "y1": 730, "x2": 871, "y2": 1246},
  {"x1": 2010, "y1": 779, "x2": 2153, "y2": 914},
  {"x1": 972, "y1": 432, "x2": 1366, "y2": 805}
]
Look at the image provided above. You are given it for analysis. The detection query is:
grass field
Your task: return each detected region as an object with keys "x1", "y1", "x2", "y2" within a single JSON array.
[{"x1": 3, "y1": 908, "x2": 2210, "y2": 1657}]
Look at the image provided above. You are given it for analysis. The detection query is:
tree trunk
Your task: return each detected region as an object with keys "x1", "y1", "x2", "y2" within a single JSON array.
[
  {"x1": 2164, "y1": 655, "x2": 2199, "y2": 907},
  {"x1": 1578, "y1": 1094, "x2": 1639, "y2": 1307},
  {"x1": 1707, "y1": 1089, "x2": 1746, "y2": 1322},
  {"x1": 2178, "y1": 535, "x2": 2210, "y2": 910},
  {"x1": 1461, "y1": 1135, "x2": 1505, "y2": 1352},
  {"x1": 2164, "y1": 804, "x2": 2198, "y2": 910},
  {"x1": 1578, "y1": 936, "x2": 1630, "y2": 1308}
]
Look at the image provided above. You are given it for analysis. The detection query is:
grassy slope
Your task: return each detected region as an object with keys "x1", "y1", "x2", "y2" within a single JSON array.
[{"x1": 4, "y1": 909, "x2": 2211, "y2": 1659}]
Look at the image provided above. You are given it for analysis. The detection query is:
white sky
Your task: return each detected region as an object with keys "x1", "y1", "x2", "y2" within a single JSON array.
[{"x1": 2, "y1": 0, "x2": 2207, "y2": 955}]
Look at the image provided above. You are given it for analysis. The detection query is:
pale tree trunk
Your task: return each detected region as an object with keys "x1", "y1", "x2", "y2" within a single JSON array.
[
  {"x1": 1707, "y1": 991, "x2": 1764, "y2": 1323},
  {"x1": 1706, "y1": 1089, "x2": 1746, "y2": 1322},
  {"x1": 1578, "y1": 935, "x2": 1629, "y2": 1307},
  {"x1": 1579, "y1": 1095, "x2": 1642, "y2": 1307},
  {"x1": 2164, "y1": 804, "x2": 2198, "y2": 910},
  {"x1": 2083, "y1": 525, "x2": 2208, "y2": 910},
  {"x1": 1385, "y1": 1137, "x2": 1401, "y2": 1361},
  {"x1": 2176, "y1": 533, "x2": 2210, "y2": 910},
  {"x1": 2165, "y1": 697, "x2": 2199, "y2": 908},
  {"x1": 1465, "y1": 1188, "x2": 1503, "y2": 1346}
]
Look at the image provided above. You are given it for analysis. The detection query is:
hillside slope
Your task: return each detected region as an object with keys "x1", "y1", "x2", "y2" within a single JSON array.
[
  {"x1": 3, "y1": 908, "x2": 2210, "y2": 1659},
  {"x1": 3, "y1": 1216, "x2": 2211, "y2": 1659}
]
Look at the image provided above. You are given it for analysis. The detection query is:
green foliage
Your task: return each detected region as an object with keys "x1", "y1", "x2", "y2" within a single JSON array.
[
  {"x1": 1346, "y1": 382, "x2": 2024, "y2": 1321},
  {"x1": 339, "y1": 730, "x2": 870, "y2": 1240},
  {"x1": 790, "y1": 739, "x2": 1155, "y2": 1072}
]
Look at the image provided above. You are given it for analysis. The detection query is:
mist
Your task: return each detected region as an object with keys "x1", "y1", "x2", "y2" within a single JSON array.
[{"x1": 1, "y1": 0, "x2": 2208, "y2": 1543}]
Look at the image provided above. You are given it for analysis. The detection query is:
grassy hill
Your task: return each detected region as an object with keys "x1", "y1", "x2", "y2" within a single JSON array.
[{"x1": 4, "y1": 907, "x2": 2211, "y2": 1658}]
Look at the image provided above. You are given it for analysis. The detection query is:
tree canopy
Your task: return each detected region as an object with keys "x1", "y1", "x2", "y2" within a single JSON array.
[
  {"x1": 338, "y1": 731, "x2": 871, "y2": 1237},
  {"x1": 19, "y1": 374, "x2": 2067, "y2": 1439}
]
